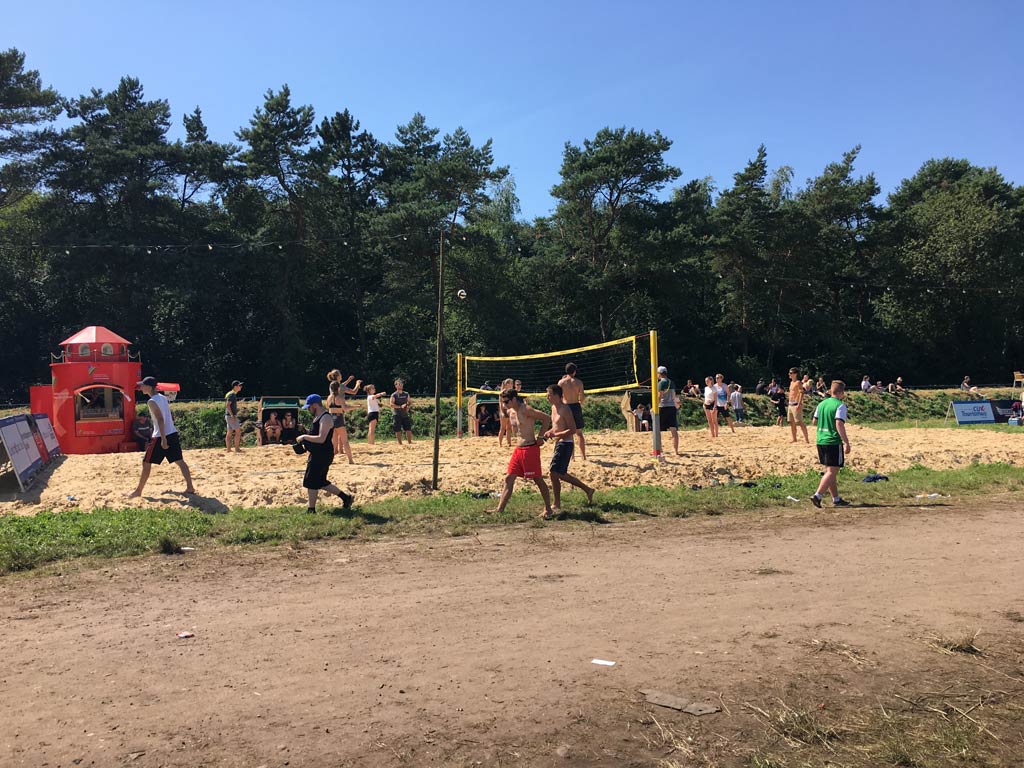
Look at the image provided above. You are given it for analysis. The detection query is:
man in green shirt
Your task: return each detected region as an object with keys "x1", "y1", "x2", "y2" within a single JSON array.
[{"x1": 810, "y1": 380, "x2": 851, "y2": 508}]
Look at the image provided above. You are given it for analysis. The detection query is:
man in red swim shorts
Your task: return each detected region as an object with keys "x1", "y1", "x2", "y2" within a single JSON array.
[{"x1": 489, "y1": 388, "x2": 555, "y2": 520}]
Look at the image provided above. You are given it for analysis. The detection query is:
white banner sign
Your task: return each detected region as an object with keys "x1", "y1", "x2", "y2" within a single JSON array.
[
  {"x1": 0, "y1": 416, "x2": 44, "y2": 492},
  {"x1": 32, "y1": 414, "x2": 62, "y2": 458},
  {"x1": 951, "y1": 400, "x2": 995, "y2": 425}
]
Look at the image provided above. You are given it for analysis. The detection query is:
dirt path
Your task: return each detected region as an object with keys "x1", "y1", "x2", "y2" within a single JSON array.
[
  {"x1": 3, "y1": 424, "x2": 1023, "y2": 514},
  {"x1": 3, "y1": 498, "x2": 1023, "y2": 766}
]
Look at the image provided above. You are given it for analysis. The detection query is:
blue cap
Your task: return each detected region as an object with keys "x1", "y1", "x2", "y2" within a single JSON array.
[{"x1": 302, "y1": 394, "x2": 322, "y2": 409}]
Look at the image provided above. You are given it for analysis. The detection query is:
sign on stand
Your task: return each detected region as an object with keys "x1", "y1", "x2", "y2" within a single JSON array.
[
  {"x1": 32, "y1": 414, "x2": 62, "y2": 458},
  {"x1": 0, "y1": 415, "x2": 45, "y2": 492},
  {"x1": 949, "y1": 400, "x2": 996, "y2": 425}
]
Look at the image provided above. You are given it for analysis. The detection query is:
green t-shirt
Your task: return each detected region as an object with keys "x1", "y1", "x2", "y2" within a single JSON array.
[
  {"x1": 813, "y1": 396, "x2": 848, "y2": 446},
  {"x1": 657, "y1": 377, "x2": 676, "y2": 407}
]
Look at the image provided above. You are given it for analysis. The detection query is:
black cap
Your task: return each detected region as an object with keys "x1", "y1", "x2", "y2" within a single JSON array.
[
  {"x1": 136, "y1": 376, "x2": 157, "y2": 388},
  {"x1": 232, "y1": 380, "x2": 243, "y2": 387}
]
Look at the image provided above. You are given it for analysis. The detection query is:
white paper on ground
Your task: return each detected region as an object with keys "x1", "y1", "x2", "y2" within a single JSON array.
[{"x1": 591, "y1": 658, "x2": 616, "y2": 666}]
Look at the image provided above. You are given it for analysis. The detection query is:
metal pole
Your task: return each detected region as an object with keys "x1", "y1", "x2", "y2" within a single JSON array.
[
  {"x1": 650, "y1": 329, "x2": 662, "y2": 457},
  {"x1": 431, "y1": 230, "x2": 445, "y2": 490},
  {"x1": 456, "y1": 352, "x2": 463, "y2": 438}
]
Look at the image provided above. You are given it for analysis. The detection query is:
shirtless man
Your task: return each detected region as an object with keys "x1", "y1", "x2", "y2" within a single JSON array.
[
  {"x1": 544, "y1": 384, "x2": 595, "y2": 512},
  {"x1": 788, "y1": 367, "x2": 810, "y2": 444},
  {"x1": 490, "y1": 389, "x2": 555, "y2": 520},
  {"x1": 558, "y1": 362, "x2": 587, "y2": 460}
]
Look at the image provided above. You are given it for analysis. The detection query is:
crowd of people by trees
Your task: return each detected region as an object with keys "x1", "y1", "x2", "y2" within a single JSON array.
[{"x1": 2, "y1": 47, "x2": 1023, "y2": 402}]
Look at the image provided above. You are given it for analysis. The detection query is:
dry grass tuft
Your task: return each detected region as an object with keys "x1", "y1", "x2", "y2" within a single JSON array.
[
  {"x1": 925, "y1": 630, "x2": 984, "y2": 655},
  {"x1": 806, "y1": 638, "x2": 871, "y2": 666}
]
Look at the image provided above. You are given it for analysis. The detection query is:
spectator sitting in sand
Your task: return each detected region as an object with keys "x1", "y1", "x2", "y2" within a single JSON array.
[
  {"x1": 815, "y1": 377, "x2": 828, "y2": 397},
  {"x1": 869, "y1": 380, "x2": 885, "y2": 394},
  {"x1": 861, "y1": 375, "x2": 872, "y2": 392}
]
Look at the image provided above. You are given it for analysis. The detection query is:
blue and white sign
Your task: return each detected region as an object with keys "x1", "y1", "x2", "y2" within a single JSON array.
[{"x1": 951, "y1": 400, "x2": 996, "y2": 425}]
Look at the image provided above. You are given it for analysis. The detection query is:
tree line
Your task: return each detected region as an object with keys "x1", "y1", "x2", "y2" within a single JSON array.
[{"x1": 1, "y1": 48, "x2": 1022, "y2": 402}]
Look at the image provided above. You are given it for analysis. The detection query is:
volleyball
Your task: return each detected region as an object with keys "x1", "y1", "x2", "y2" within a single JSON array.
[{"x1": 457, "y1": 289, "x2": 467, "y2": 300}]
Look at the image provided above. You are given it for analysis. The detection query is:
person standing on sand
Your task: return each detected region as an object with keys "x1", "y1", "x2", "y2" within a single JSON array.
[
  {"x1": 656, "y1": 366, "x2": 680, "y2": 454},
  {"x1": 810, "y1": 380, "x2": 852, "y2": 509},
  {"x1": 497, "y1": 377, "x2": 514, "y2": 448},
  {"x1": 364, "y1": 384, "x2": 387, "y2": 446},
  {"x1": 788, "y1": 367, "x2": 810, "y2": 444},
  {"x1": 225, "y1": 380, "x2": 243, "y2": 453},
  {"x1": 702, "y1": 376, "x2": 719, "y2": 438},
  {"x1": 715, "y1": 373, "x2": 736, "y2": 434},
  {"x1": 129, "y1": 377, "x2": 195, "y2": 498},
  {"x1": 489, "y1": 389, "x2": 555, "y2": 520},
  {"x1": 558, "y1": 363, "x2": 587, "y2": 461},
  {"x1": 390, "y1": 379, "x2": 413, "y2": 444},
  {"x1": 544, "y1": 384, "x2": 595, "y2": 513},
  {"x1": 295, "y1": 394, "x2": 354, "y2": 513}
]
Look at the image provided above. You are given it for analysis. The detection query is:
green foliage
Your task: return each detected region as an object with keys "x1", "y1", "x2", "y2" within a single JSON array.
[{"x1": 1, "y1": 47, "x2": 1023, "y2": 403}]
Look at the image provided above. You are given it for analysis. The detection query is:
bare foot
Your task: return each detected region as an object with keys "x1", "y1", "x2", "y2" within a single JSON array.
[
  {"x1": 184, "y1": 488, "x2": 196, "y2": 495},
  {"x1": 539, "y1": 509, "x2": 556, "y2": 521},
  {"x1": 125, "y1": 490, "x2": 141, "y2": 499},
  {"x1": 585, "y1": 487, "x2": 595, "y2": 505}
]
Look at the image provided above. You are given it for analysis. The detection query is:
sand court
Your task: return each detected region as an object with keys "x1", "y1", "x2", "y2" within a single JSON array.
[{"x1": 2, "y1": 424, "x2": 1022, "y2": 515}]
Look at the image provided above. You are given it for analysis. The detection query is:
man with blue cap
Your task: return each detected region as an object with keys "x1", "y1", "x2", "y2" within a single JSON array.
[{"x1": 296, "y1": 393, "x2": 354, "y2": 513}]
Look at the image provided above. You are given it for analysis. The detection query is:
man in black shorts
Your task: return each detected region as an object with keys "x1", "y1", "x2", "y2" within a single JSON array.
[
  {"x1": 390, "y1": 379, "x2": 413, "y2": 444},
  {"x1": 544, "y1": 384, "x2": 595, "y2": 513},
  {"x1": 296, "y1": 394, "x2": 354, "y2": 513},
  {"x1": 128, "y1": 377, "x2": 195, "y2": 498},
  {"x1": 810, "y1": 381, "x2": 852, "y2": 509},
  {"x1": 656, "y1": 366, "x2": 679, "y2": 454}
]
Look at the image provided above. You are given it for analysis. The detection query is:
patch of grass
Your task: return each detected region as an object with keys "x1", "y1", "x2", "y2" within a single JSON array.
[
  {"x1": 866, "y1": 418, "x2": 1024, "y2": 432},
  {"x1": 926, "y1": 630, "x2": 984, "y2": 655},
  {"x1": 747, "y1": 754, "x2": 788, "y2": 768},
  {"x1": 2, "y1": 463, "x2": 1023, "y2": 575}
]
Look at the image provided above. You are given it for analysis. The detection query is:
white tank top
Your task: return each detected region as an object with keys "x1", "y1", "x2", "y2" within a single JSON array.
[
  {"x1": 147, "y1": 393, "x2": 177, "y2": 437},
  {"x1": 367, "y1": 395, "x2": 380, "y2": 414}
]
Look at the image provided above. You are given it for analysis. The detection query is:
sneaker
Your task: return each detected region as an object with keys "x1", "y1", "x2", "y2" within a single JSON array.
[
  {"x1": 832, "y1": 498, "x2": 851, "y2": 507},
  {"x1": 341, "y1": 492, "x2": 354, "y2": 510},
  {"x1": 810, "y1": 494, "x2": 822, "y2": 509}
]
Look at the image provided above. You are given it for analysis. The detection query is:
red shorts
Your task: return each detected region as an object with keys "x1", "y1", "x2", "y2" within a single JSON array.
[{"x1": 507, "y1": 443, "x2": 542, "y2": 478}]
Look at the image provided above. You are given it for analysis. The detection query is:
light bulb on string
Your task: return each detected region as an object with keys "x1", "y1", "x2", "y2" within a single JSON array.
[
  {"x1": 64, "y1": 249, "x2": 70, "y2": 255},
  {"x1": 207, "y1": 244, "x2": 213, "y2": 251},
  {"x1": 278, "y1": 244, "x2": 283, "y2": 250}
]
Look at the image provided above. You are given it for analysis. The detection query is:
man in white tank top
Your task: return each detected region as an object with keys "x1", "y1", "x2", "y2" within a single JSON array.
[{"x1": 128, "y1": 376, "x2": 195, "y2": 498}]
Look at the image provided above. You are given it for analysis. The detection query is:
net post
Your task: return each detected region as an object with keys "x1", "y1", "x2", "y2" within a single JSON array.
[
  {"x1": 650, "y1": 330, "x2": 662, "y2": 457},
  {"x1": 456, "y1": 352, "x2": 464, "y2": 438}
]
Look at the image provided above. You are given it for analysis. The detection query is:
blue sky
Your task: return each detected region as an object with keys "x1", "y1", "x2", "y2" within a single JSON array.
[{"x1": 7, "y1": 1, "x2": 1023, "y2": 218}]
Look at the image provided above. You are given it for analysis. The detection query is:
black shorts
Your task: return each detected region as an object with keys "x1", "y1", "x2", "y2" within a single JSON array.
[
  {"x1": 303, "y1": 453, "x2": 334, "y2": 489},
  {"x1": 550, "y1": 441, "x2": 574, "y2": 475},
  {"x1": 144, "y1": 432, "x2": 183, "y2": 464},
  {"x1": 367, "y1": 411, "x2": 379, "y2": 422},
  {"x1": 332, "y1": 412, "x2": 346, "y2": 429},
  {"x1": 393, "y1": 410, "x2": 412, "y2": 432},
  {"x1": 660, "y1": 406, "x2": 678, "y2": 430},
  {"x1": 817, "y1": 444, "x2": 845, "y2": 468},
  {"x1": 703, "y1": 403, "x2": 716, "y2": 412},
  {"x1": 716, "y1": 405, "x2": 728, "y2": 416},
  {"x1": 568, "y1": 402, "x2": 584, "y2": 430}
]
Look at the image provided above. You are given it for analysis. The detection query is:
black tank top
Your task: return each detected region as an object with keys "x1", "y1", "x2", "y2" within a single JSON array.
[
  {"x1": 392, "y1": 392, "x2": 410, "y2": 408},
  {"x1": 308, "y1": 412, "x2": 334, "y2": 461}
]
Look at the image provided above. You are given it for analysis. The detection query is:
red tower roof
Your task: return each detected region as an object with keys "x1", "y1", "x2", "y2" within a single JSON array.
[{"x1": 59, "y1": 326, "x2": 133, "y2": 347}]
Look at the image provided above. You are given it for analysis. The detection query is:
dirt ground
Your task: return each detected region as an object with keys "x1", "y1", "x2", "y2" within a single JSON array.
[
  {"x1": 2, "y1": 498, "x2": 1023, "y2": 767},
  {"x1": 2, "y1": 424, "x2": 1023, "y2": 514}
]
